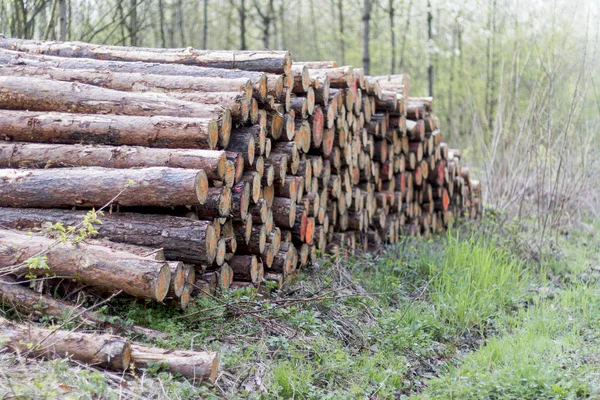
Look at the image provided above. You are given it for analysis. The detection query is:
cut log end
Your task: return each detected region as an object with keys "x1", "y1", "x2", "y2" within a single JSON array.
[
  {"x1": 195, "y1": 170, "x2": 209, "y2": 205},
  {"x1": 215, "y1": 239, "x2": 227, "y2": 266},
  {"x1": 207, "y1": 120, "x2": 220, "y2": 149},
  {"x1": 223, "y1": 161, "x2": 236, "y2": 187},
  {"x1": 155, "y1": 263, "x2": 172, "y2": 302},
  {"x1": 219, "y1": 110, "x2": 232, "y2": 147}
]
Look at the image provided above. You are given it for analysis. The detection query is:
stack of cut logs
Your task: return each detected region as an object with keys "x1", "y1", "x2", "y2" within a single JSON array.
[{"x1": 0, "y1": 37, "x2": 480, "y2": 376}]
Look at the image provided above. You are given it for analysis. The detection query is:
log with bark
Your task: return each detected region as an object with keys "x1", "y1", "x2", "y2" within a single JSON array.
[
  {"x1": 131, "y1": 344, "x2": 218, "y2": 382},
  {"x1": 0, "y1": 277, "x2": 168, "y2": 340},
  {"x1": 0, "y1": 167, "x2": 208, "y2": 208},
  {"x1": 0, "y1": 229, "x2": 171, "y2": 301},
  {"x1": 0, "y1": 38, "x2": 292, "y2": 74},
  {"x1": 0, "y1": 208, "x2": 218, "y2": 264},
  {"x1": 0, "y1": 315, "x2": 132, "y2": 371},
  {"x1": 0, "y1": 110, "x2": 221, "y2": 150},
  {"x1": 0, "y1": 142, "x2": 230, "y2": 183}
]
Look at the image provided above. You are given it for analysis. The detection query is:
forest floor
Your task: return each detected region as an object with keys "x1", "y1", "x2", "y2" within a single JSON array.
[{"x1": 2, "y1": 215, "x2": 600, "y2": 399}]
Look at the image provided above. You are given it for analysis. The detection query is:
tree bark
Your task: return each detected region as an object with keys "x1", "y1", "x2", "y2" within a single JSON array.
[
  {"x1": 0, "y1": 316, "x2": 132, "y2": 371},
  {"x1": 0, "y1": 276, "x2": 168, "y2": 340},
  {"x1": 0, "y1": 64, "x2": 253, "y2": 97},
  {"x1": 362, "y1": 0, "x2": 372, "y2": 75},
  {"x1": 0, "y1": 77, "x2": 232, "y2": 131},
  {"x1": 0, "y1": 49, "x2": 267, "y2": 87},
  {"x1": 0, "y1": 110, "x2": 220, "y2": 150},
  {"x1": 0, "y1": 229, "x2": 171, "y2": 301},
  {"x1": 131, "y1": 344, "x2": 218, "y2": 382},
  {"x1": 0, "y1": 167, "x2": 209, "y2": 208},
  {"x1": 0, "y1": 37, "x2": 292, "y2": 74},
  {"x1": 427, "y1": 0, "x2": 434, "y2": 97},
  {"x1": 0, "y1": 142, "x2": 227, "y2": 181},
  {"x1": 58, "y1": 0, "x2": 67, "y2": 40},
  {"x1": 202, "y1": 0, "x2": 209, "y2": 49}
]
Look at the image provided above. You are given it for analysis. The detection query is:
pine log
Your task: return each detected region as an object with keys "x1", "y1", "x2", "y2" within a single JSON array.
[
  {"x1": 0, "y1": 142, "x2": 228, "y2": 181},
  {"x1": 131, "y1": 344, "x2": 218, "y2": 382},
  {"x1": 291, "y1": 64, "x2": 310, "y2": 93},
  {"x1": 0, "y1": 208, "x2": 218, "y2": 264},
  {"x1": 0, "y1": 77, "x2": 232, "y2": 129},
  {"x1": 0, "y1": 64, "x2": 253, "y2": 97},
  {"x1": 0, "y1": 167, "x2": 208, "y2": 208},
  {"x1": 0, "y1": 316, "x2": 131, "y2": 371},
  {"x1": 271, "y1": 197, "x2": 297, "y2": 228},
  {"x1": 308, "y1": 67, "x2": 353, "y2": 88},
  {"x1": 168, "y1": 261, "x2": 187, "y2": 298},
  {"x1": 168, "y1": 91, "x2": 249, "y2": 125},
  {"x1": 230, "y1": 181, "x2": 250, "y2": 221},
  {"x1": 0, "y1": 277, "x2": 168, "y2": 340},
  {"x1": 0, "y1": 48, "x2": 268, "y2": 97},
  {"x1": 229, "y1": 255, "x2": 262, "y2": 284},
  {"x1": 0, "y1": 110, "x2": 220, "y2": 150},
  {"x1": 0, "y1": 38, "x2": 291, "y2": 74},
  {"x1": 195, "y1": 187, "x2": 231, "y2": 218},
  {"x1": 0, "y1": 229, "x2": 171, "y2": 301}
]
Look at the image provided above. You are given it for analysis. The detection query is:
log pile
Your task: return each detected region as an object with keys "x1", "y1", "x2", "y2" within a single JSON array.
[{"x1": 0, "y1": 37, "x2": 481, "y2": 377}]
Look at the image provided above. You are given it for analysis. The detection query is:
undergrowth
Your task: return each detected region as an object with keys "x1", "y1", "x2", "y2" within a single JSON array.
[{"x1": 2, "y1": 216, "x2": 600, "y2": 399}]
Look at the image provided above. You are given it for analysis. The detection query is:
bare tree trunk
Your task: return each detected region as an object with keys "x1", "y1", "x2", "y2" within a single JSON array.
[
  {"x1": 43, "y1": 0, "x2": 58, "y2": 40},
  {"x1": 447, "y1": 14, "x2": 458, "y2": 132},
  {"x1": 237, "y1": 0, "x2": 248, "y2": 50},
  {"x1": 388, "y1": 0, "x2": 396, "y2": 73},
  {"x1": 175, "y1": 0, "x2": 185, "y2": 46},
  {"x1": 427, "y1": 0, "x2": 433, "y2": 97},
  {"x1": 309, "y1": 0, "x2": 321, "y2": 59},
  {"x1": 130, "y1": 0, "x2": 138, "y2": 46},
  {"x1": 158, "y1": 0, "x2": 166, "y2": 47},
  {"x1": 362, "y1": 0, "x2": 372, "y2": 75},
  {"x1": 486, "y1": 0, "x2": 497, "y2": 131},
  {"x1": 399, "y1": 0, "x2": 413, "y2": 68},
  {"x1": 253, "y1": 0, "x2": 274, "y2": 49},
  {"x1": 202, "y1": 0, "x2": 208, "y2": 49},
  {"x1": 278, "y1": 0, "x2": 285, "y2": 49},
  {"x1": 336, "y1": 0, "x2": 345, "y2": 65},
  {"x1": 58, "y1": 0, "x2": 67, "y2": 40}
]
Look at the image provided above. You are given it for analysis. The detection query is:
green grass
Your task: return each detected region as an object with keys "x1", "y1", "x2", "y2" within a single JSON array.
[{"x1": 3, "y1": 217, "x2": 600, "y2": 399}]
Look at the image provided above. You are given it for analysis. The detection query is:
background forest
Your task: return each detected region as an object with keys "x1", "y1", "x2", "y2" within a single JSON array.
[{"x1": 2, "y1": 0, "x2": 599, "y2": 231}]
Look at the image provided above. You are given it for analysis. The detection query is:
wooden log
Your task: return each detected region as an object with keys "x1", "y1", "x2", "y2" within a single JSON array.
[
  {"x1": 265, "y1": 152, "x2": 288, "y2": 183},
  {"x1": 0, "y1": 208, "x2": 219, "y2": 265},
  {"x1": 0, "y1": 48, "x2": 268, "y2": 97},
  {"x1": 0, "y1": 38, "x2": 291, "y2": 74},
  {"x1": 0, "y1": 229, "x2": 171, "y2": 301},
  {"x1": 0, "y1": 316, "x2": 132, "y2": 371},
  {"x1": 296, "y1": 61, "x2": 338, "y2": 69},
  {"x1": 274, "y1": 176, "x2": 298, "y2": 200},
  {"x1": 0, "y1": 166, "x2": 208, "y2": 208},
  {"x1": 0, "y1": 277, "x2": 168, "y2": 339},
  {"x1": 169, "y1": 91, "x2": 249, "y2": 125},
  {"x1": 0, "y1": 110, "x2": 220, "y2": 150},
  {"x1": 291, "y1": 64, "x2": 310, "y2": 93},
  {"x1": 131, "y1": 344, "x2": 218, "y2": 382},
  {"x1": 308, "y1": 67, "x2": 353, "y2": 88},
  {"x1": 230, "y1": 181, "x2": 250, "y2": 222},
  {"x1": 0, "y1": 77, "x2": 233, "y2": 129},
  {"x1": 240, "y1": 171, "x2": 261, "y2": 204},
  {"x1": 0, "y1": 142, "x2": 228, "y2": 182},
  {"x1": 195, "y1": 187, "x2": 231, "y2": 218},
  {"x1": 0, "y1": 64, "x2": 253, "y2": 97},
  {"x1": 271, "y1": 143, "x2": 299, "y2": 175},
  {"x1": 167, "y1": 261, "x2": 187, "y2": 298},
  {"x1": 229, "y1": 255, "x2": 262, "y2": 284},
  {"x1": 271, "y1": 197, "x2": 297, "y2": 228}
]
